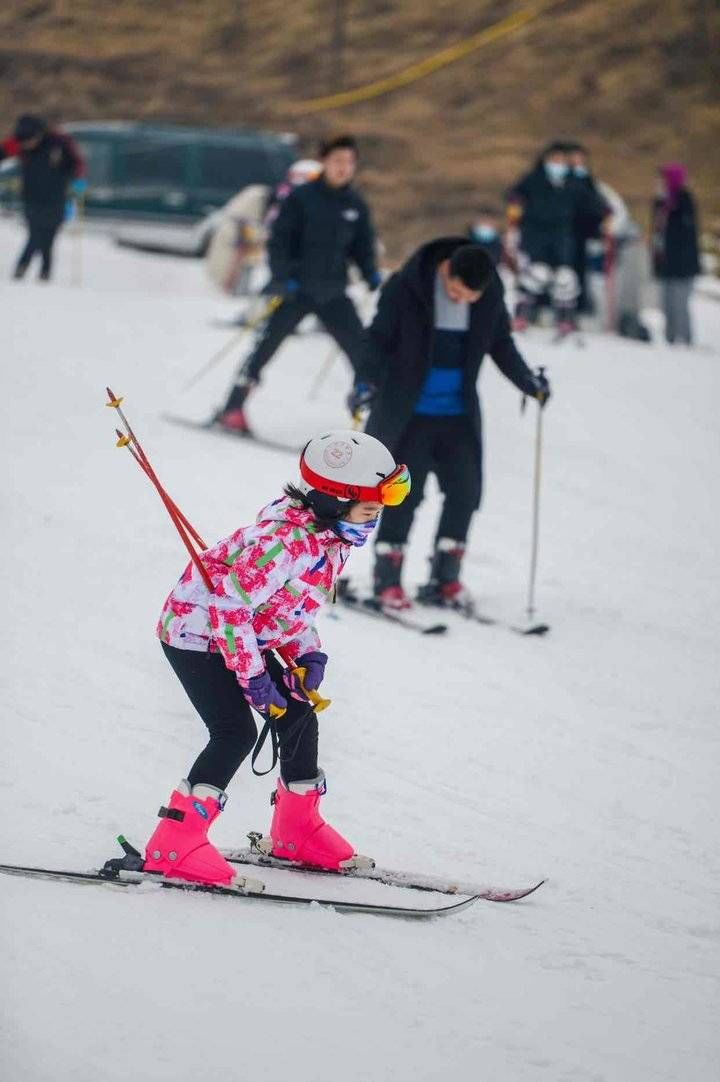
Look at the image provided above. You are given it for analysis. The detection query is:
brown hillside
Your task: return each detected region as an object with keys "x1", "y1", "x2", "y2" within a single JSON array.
[{"x1": 1, "y1": 0, "x2": 718, "y2": 259}]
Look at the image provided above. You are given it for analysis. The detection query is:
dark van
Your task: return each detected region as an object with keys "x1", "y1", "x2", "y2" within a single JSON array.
[{"x1": 0, "y1": 121, "x2": 296, "y2": 223}]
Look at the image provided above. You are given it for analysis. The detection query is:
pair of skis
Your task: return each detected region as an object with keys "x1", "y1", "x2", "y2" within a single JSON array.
[
  {"x1": 334, "y1": 583, "x2": 549, "y2": 638},
  {"x1": 0, "y1": 834, "x2": 545, "y2": 920}
]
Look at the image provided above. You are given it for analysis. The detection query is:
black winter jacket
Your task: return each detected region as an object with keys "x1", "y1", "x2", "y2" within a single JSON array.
[
  {"x1": 651, "y1": 190, "x2": 701, "y2": 279},
  {"x1": 0, "y1": 130, "x2": 84, "y2": 224},
  {"x1": 359, "y1": 237, "x2": 539, "y2": 457},
  {"x1": 268, "y1": 175, "x2": 377, "y2": 304},
  {"x1": 567, "y1": 173, "x2": 609, "y2": 240},
  {"x1": 508, "y1": 164, "x2": 578, "y2": 254}
]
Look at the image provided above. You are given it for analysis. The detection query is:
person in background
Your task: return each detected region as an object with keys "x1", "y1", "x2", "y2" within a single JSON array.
[
  {"x1": 0, "y1": 114, "x2": 85, "y2": 281},
  {"x1": 467, "y1": 205, "x2": 503, "y2": 266},
  {"x1": 264, "y1": 158, "x2": 323, "y2": 228},
  {"x1": 564, "y1": 142, "x2": 610, "y2": 314},
  {"x1": 651, "y1": 163, "x2": 701, "y2": 346},
  {"x1": 506, "y1": 142, "x2": 579, "y2": 335},
  {"x1": 216, "y1": 135, "x2": 381, "y2": 435},
  {"x1": 349, "y1": 240, "x2": 550, "y2": 612}
]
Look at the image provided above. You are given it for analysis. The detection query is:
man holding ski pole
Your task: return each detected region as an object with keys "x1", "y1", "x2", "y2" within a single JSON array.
[
  {"x1": 348, "y1": 239, "x2": 551, "y2": 612},
  {"x1": 216, "y1": 134, "x2": 381, "y2": 436}
]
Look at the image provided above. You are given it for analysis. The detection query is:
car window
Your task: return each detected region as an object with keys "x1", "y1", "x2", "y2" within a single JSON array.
[
  {"x1": 77, "y1": 140, "x2": 113, "y2": 185},
  {"x1": 123, "y1": 142, "x2": 187, "y2": 185},
  {"x1": 198, "y1": 145, "x2": 275, "y2": 190}
]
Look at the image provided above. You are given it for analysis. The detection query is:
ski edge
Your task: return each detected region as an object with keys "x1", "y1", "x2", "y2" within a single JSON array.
[
  {"x1": 335, "y1": 595, "x2": 448, "y2": 636},
  {"x1": 0, "y1": 863, "x2": 478, "y2": 919},
  {"x1": 160, "y1": 413, "x2": 302, "y2": 455},
  {"x1": 222, "y1": 846, "x2": 545, "y2": 904}
]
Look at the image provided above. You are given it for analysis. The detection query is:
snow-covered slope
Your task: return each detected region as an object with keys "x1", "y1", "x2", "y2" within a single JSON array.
[{"x1": 1, "y1": 219, "x2": 719, "y2": 1082}]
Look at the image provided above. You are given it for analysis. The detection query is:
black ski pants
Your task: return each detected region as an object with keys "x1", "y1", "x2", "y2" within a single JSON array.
[
  {"x1": 161, "y1": 643, "x2": 319, "y2": 791},
  {"x1": 242, "y1": 292, "x2": 367, "y2": 382},
  {"x1": 17, "y1": 211, "x2": 62, "y2": 277},
  {"x1": 376, "y1": 415, "x2": 482, "y2": 546}
]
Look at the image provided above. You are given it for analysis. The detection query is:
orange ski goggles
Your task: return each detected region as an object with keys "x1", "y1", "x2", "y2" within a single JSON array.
[{"x1": 299, "y1": 459, "x2": 411, "y2": 506}]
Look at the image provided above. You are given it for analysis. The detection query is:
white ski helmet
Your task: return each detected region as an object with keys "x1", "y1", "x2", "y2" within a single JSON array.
[
  {"x1": 298, "y1": 430, "x2": 409, "y2": 507},
  {"x1": 288, "y1": 158, "x2": 322, "y2": 186}
]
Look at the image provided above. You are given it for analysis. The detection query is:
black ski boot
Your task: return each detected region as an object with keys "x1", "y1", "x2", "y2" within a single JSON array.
[
  {"x1": 417, "y1": 538, "x2": 474, "y2": 612},
  {"x1": 373, "y1": 542, "x2": 412, "y2": 610},
  {"x1": 215, "y1": 376, "x2": 257, "y2": 435}
]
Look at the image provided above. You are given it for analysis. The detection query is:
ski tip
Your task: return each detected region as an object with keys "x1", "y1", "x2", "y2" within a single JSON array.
[
  {"x1": 422, "y1": 624, "x2": 449, "y2": 635},
  {"x1": 523, "y1": 623, "x2": 550, "y2": 636},
  {"x1": 480, "y1": 878, "x2": 546, "y2": 903}
]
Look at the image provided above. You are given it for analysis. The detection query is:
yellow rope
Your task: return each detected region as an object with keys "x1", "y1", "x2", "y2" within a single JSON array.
[{"x1": 287, "y1": 0, "x2": 562, "y2": 114}]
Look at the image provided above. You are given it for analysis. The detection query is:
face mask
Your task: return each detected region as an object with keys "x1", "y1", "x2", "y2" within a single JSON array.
[
  {"x1": 334, "y1": 518, "x2": 379, "y2": 547},
  {"x1": 573, "y1": 165, "x2": 588, "y2": 178},
  {"x1": 545, "y1": 161, "x2": 568, "y2": 183},
  {"x1": 471, "y1": 224, "x2": 499, "y2": 243}
]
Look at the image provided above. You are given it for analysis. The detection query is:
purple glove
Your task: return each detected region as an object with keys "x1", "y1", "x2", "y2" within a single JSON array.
[
  {"x1": 242, "y1": 670, "x2": 287, "y2": 715},
  {"x1": 283, "y1": 651, "x2": 328, "y2": 701}
]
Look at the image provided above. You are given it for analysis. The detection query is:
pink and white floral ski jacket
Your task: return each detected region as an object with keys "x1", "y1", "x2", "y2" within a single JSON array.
[{"x1": 156, "y1": 496, "x2": 350, "y2": 684}]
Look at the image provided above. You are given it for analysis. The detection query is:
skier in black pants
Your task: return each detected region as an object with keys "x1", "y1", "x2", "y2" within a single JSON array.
[
  {"x1": 0, "y1": 114, "x2": 85, "y2": 281},
  {"x1": 348, "y1": 239, "x2": 551, "y2": 611},
  {"x1": 217, "y1": 134, "x2": 381, "y2": 435}
]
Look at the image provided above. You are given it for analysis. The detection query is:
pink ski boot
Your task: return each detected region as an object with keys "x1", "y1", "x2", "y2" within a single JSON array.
[
  {"x1": 267, "y1": 771, "x2": 371, "y2": 872},
  {"x1": 144, "y1": 780, "x2": 259, "y2": 888}
]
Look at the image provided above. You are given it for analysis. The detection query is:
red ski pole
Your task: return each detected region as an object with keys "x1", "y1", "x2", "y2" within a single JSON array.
[
  {"x1": 106, "y1": 389, "x2": 212, "y2": 590},
  {"x1": 106, "y1": 391, "x2": 329, "y2": 713}
]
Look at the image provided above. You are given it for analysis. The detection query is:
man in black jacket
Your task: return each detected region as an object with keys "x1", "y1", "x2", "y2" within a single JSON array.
[
  {"x1": 348, "y1": 239, "x2": 550, "y2": 611},
  {"x1": 1, "y1": 114, "x2": 85, "y2": 280},
  {"x1": 217, "y1": 134, "x2": 381, "y2": 433}
]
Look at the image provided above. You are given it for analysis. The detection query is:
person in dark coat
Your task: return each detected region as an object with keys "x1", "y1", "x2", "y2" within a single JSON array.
[
  {"x1": 564, "y1": 142, "x2": 610, "y2": 313},
  {"x1": 506, "y1": 142, "x2": 580, "y2": 333},
  {"x1": 348, "y1": 239, "x2": 550, "y2": 611},
  {"x1": 217, "y1": 134, "x2": 381, "y2": 434},
  {"x1": 0, "y1": 114, "x2": 85, "y2": 280},
  {"x1": 651, "y1": 162, "x2": 701, "y2": 345}
]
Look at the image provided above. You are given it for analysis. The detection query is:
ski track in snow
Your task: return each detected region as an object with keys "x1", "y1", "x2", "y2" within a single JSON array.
[{"x1": 1, "y1": 219, "x2": 719, "y2": 1082}]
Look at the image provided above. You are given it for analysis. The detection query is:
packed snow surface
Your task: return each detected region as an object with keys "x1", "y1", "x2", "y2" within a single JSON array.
[{"x1": 1, "y1": 219, "x2": 719, "y2": 1082}]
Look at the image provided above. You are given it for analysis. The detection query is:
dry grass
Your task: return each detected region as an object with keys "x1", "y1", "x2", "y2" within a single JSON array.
[{"x1": 2, "y1": 0, "x2": 718, "y2": 258}]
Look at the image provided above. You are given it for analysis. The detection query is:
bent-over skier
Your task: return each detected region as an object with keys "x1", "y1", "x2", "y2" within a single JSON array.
[
  {"x1": 348, "y1": 240, "x2": 550, "y2": 612},
  {"x1": 146, "y1": 431, "x2": 409, "y2": 887}
]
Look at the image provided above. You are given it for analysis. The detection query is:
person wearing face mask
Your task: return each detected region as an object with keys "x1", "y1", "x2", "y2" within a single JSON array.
[
  {"x1": 0, "y1": 113, "x2": 85, "y2": 281},
  {"x1": 506, "y1": 142, "x2": 580, "y2": 334},
  {"x1": 141, "y1": 430, "x2": 409, "y2": 887},
  {"x1": 216, "y1": 135, "x2": 381, "y2": 436},
  {"x1": 564, "y1": 143, "x2": 610, "y2": 315},
  {"x1": 467, "y1": 206, "x2": 503, "y2": 266},
  {"x1": 650, "y1": 163, "x2": 701, "y2": 345},
  {"x1": 348, "y1": 240, "x2": 549, "y2": 612}
]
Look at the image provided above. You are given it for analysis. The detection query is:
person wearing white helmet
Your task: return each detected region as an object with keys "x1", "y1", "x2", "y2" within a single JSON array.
[
  {"x1": 139, "y1": 431, "x2": 409, "y2": 889},
  {"x1": 263, "y1": 158, "x2": 323, "y2": 228}
]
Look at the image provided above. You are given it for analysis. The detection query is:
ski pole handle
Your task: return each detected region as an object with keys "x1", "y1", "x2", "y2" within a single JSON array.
[
  {"x1": 288, "y1": 666, "x2": 331, "y2": 713},
  {"x1": 277, "y1": 646, "x2": 331, "y2": 712}
]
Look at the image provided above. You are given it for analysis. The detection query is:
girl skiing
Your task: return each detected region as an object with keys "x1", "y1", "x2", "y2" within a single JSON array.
[{"x1": 145, "y1": 430, "x2": 409, "y2": 887}]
